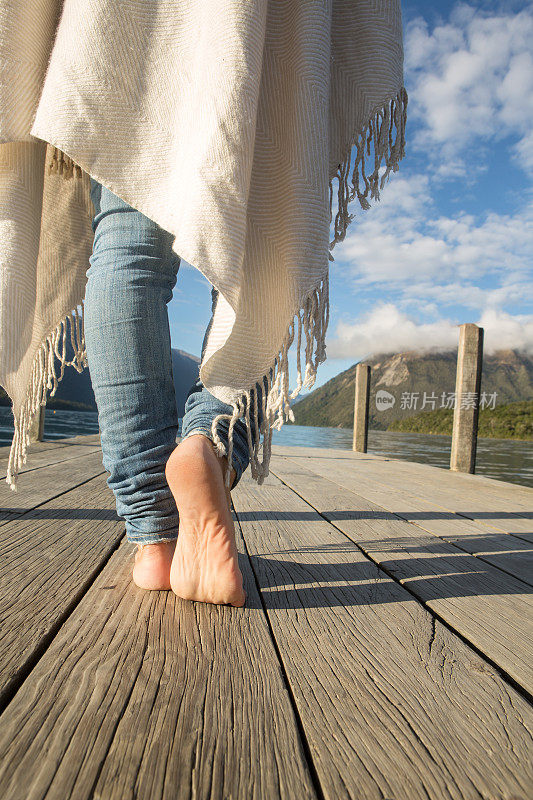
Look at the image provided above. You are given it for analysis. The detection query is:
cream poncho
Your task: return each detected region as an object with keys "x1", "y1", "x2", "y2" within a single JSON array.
[{"x1": 0, "y1": 0, "x2": 407, "y2": 490}]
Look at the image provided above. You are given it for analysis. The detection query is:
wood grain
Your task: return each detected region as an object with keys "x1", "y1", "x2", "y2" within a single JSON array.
[
  {"x1": 0, "y1": 433, "x2": 101, "y2": 461},
  {"x1": 268, "y1": 455, "x2": 533, "y2": 693},
  {"x1": 0, "y1": 472, "x2": 124, "y2": 703},
  {"x1": 271, "y1": 444, "x2": 533, "y2": 540},
  {"x1": 0, "y1": 536, "x2": 317, "y2": 800},
  {"x1": 271, "y1": 443, "x2": 533, "y2": 507},
  {"x1": 274, "y1": 452, "x2": 533, "y2": 585},
  {"x1": 0, "y1": 441, "x2": 102, "y2": 480},
  {"x1": 1, "y1": 437, "x2": 531, "y2": 799},
  {"x1": 0, "y1": 449, "x2": 106, "y2": 525},
  {"x1": 232, "y1": 472, "x2": 533, "y2": 800}
]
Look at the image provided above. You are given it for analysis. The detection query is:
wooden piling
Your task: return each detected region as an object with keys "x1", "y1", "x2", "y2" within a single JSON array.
[
  {"x1": 450, "y1": 323, "x2": 483, "y2": 473},
  {"x1": 353, "y1": 363, "x2": 371, "y2": 452},
  {"x1": 29, "y1": 405, "x2": 45, "y2": 443}
]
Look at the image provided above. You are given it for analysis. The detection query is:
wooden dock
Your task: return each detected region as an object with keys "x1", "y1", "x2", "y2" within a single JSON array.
[{"x1": 0, "y1": 434, "x2": 531, "y2": 799}]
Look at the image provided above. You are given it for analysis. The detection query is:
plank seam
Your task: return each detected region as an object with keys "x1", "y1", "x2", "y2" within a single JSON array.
[
  {"x1": 354, "y1": 470, "x2": 533, "y2": 543},
  {"x1": 271, "y1": 447, "x2": 532, "y2": 492},
  {"x1": 269, "y1": 467, "x2": 533, "y2": 707},
  {"x1": 0, "y1": 529, "x2": 125, "y2": 715},
  {"x1": 0, "y1": 447, "x2": 102, "y2": 482},
  {"x1": 234, "y1": 505, "x2": 327, "y2": 800},
  {"x1": 275, "y1": 455, "x2": 533, "y2": 588},
  {"x1": 453, "y1": 511, "x2": 533, "y2": 546},
  {"x1": 0, "y1": 468, "x2": 107, "y2": 528},
  {"x1": 382, "y1": 510, "x2": 533, "y2": 590}
]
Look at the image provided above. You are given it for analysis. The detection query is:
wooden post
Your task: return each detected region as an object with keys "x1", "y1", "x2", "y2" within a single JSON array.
[
  {"x1": 450, "y1": 323, "x2": 483, "y2": 473},
  {"x1": 353, "y1": 363, "x2": 371, "y2": 452},
  {"x1": 29, "y1": 405, "x2": 46, "y2": 443}
]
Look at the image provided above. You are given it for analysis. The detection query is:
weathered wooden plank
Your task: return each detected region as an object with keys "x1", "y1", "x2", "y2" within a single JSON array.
[
  {"x1": 0, "y1": 473, "x2": 124, "y2": 703},
  {"x1": 0, "y1": 439, "x2": 78, "y2": 465},
  {"x1": 344, "y1": 459, "x2": 533, "y2": 537},
  {"x1": 271, "y1": 443, "x2": 533, "y2": 503},
  {"x1": 268, "y1": 455, "x2": 533, "y2": 693},
  {"x1": 0, "y1": 450, "x2": 106, "y2": 525},
  {"x1": 232, "y1": 473, "x2": 533, "y2": 800},
  {"x1": 354, "y1": 457, "x2": 533, "y2": 540},
  {"x1": 0, "y1": 539, "x2": 318, "y2": 800},
  {"x1": 0, "y1": 442, "x2": 102, "y2": 480},
  {"x1": 0, "y1": 433, "x2": 101, "y2": 462},
  {"x1": 273, "y1": 452, "x2": 533, "y2": 586},
  {"x1": 0, "y1": 439, "x2": 67, "y2": 457},
  {"x1": 271, "y1": 444, "x2": 533, "y2": 538}
]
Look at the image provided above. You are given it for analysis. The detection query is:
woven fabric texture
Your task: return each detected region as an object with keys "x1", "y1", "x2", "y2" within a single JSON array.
[{"x1": 0, "y1": 0, "x2": 407, "y2": 489}]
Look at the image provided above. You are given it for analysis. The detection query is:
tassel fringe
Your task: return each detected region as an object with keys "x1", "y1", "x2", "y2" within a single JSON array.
[
  {"x1": 47, "y1": 147, "x2": 83, "y2": 178},
  {"x1": 211, "y1": 88, "x2": 407, "y2": 488},
  {"x1": 6, "y1": 303, "x2": 87, "y2": 491},
  {"x1": 210, "y1": 272, "x2": 330, "y2": 487},
  {"x1": 329, "y1": 88, "x2": 408, "y2": 254},
  {"x1": 6, "y1": 90, "x2": 407, "y2": 490}
]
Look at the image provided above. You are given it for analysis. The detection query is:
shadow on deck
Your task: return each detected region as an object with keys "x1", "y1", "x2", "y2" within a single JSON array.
[{"x1": 0, "y1": 435, "x2": 531, "y2": 799}]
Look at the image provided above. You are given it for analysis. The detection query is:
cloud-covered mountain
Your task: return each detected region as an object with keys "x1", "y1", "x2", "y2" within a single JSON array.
[{"x1": 292, "y1": 348, "x2": 533, "y2": 431}]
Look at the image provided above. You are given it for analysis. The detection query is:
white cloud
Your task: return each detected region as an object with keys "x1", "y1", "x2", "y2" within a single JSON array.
[
  {"x1": 514, "y1": 129, "x2": 533, "y2": 173},
  {"x1": 328, "y1": 303, "x2": 459, "y2": 358},
  {"x1": 400, "y1": 278, "x2": 533, "y2": 312},
  {"x1": 479, "y1": 307, "x2": 533, "y2": 352},
  {"x1": 324, "y1": 4, "x2": 533, "y2": 364},
  {"x1": 333, "y1": 171, "x2": 533, "y2": 289},
  {"x1": 327, "y1": 303, "x2": 533, "y2": 359},
  {"x1": 405, "y1": 4, "x2": 533, "y2": 175}
]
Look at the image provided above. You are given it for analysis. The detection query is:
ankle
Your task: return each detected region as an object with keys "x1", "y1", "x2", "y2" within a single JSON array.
[
  {"x1": 169, "y1": 433, "x2": 237, "y2": 489},
  {"x1": 191, "y1": 433, "x2": 237, "y2": 489}
]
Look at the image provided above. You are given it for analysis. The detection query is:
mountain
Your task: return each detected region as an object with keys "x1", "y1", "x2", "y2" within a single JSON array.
[
  {"x1": 0, "y1": 345, "x2": 201, "y2": 417},
  {"x1": 291, "y1": 349, "x2": 533, "y2": 430}
]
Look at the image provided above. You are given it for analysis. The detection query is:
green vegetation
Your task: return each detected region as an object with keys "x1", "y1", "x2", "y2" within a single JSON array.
[
  {"x1": 388, "y1": 400, "x2": 533, "y2": 440},
  {"x1": 388, "y1": 407, "x2": 454, "y2": 435}
]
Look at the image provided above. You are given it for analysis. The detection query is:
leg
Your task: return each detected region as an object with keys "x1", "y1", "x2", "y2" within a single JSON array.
[
  {"x1": 84, "y1": 177, "x2": 180, "y2": 588},
  {"x1": 166, "y1": 287, "x2": 267, "y2": 607},
  {"x1": 180, "y1": 285, "x2": 267, "y2": 490}
]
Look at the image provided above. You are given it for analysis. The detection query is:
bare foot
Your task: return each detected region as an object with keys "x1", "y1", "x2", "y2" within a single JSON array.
[
  {"x1": 165, "y1": 434, "x2": 246, "y2": 607},
  {"x1": 132, "y1": 540, "x2": 176, "y2": 590}
]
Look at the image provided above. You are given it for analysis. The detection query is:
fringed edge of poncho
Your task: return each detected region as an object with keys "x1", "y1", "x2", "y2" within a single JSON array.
[
  {"x1": 6, "y1": 303, "x2": 87, "y2": 490},
  {"x1": 5, "y1": 87, "x2": 407, "y2": 491}
]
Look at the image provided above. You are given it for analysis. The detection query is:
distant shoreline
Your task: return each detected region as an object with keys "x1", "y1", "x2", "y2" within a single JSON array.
[
  {"x1": 386, "y1": 400, "x2": 532, "y2": 441},
  {"x1": 292, "y1": 399, "x2": 533, "y2": 441},
  {"x1": 2, "y1": 392, "x2": 531, "y2": 440},
  {"x1": 0, "y1": 396, "x2": 97, "y2": 413}
]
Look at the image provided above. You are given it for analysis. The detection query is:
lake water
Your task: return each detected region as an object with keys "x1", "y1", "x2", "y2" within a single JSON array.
[{"x1": 1, "y1": 407, "x2": 531, "y2": 488}]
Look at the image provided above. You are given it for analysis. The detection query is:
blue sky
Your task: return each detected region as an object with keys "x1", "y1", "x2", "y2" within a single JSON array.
[{"x1": 167, "y1": 0, "x2": 533, "y2": 393}]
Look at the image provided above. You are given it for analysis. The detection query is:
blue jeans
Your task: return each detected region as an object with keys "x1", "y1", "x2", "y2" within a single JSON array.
[{"x1": 83, "y1": 178, "x2": 262, "y2": 544}]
